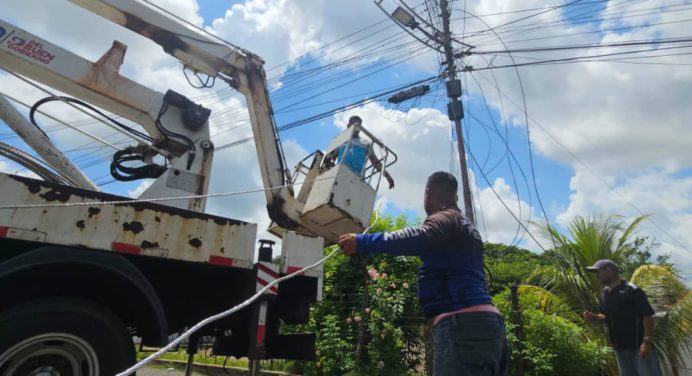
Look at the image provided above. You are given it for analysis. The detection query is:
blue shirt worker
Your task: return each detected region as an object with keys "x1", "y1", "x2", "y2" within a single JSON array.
[
  {"x1": 583, "y1": 259, "x2": 662, "y2": 376},
  {"x1": 338, "y1": 171, "x2": 508, "y2": 376},
  {"x1": 326, "y1": 116, "x2": 394, "y2": 189},
  {"x1": 337, "y1": 135, "x2": 370, "y2": 176}
]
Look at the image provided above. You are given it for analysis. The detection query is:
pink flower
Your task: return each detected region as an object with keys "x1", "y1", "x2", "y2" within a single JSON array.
[
  {"x1": 381, "y1": 272, "x2": 388, "y2": 278},
  {"x1": 354, "y1": 315, "x2": 362, "y2": 322},
  {"x1": 368, "y1": 268, "x2": 380, "y2": 280},
  {"x1": 403, "y1": 282, "x2": 409, "y2": 289},
  {"x1": 364, "y1": 308, "x2": 371, "y2": 314},
  {"x1": 390, "y1": 282, "x2": 397, "y2": 289}
]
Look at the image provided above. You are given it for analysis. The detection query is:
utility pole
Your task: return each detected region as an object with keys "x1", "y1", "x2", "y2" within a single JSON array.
[{"x1": 439, "y1": 0, "x2": 475, "y2": 225}]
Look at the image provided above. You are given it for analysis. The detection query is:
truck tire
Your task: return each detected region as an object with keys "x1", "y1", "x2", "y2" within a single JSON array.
[{"x1": 0, "y1": 298, "x2": 136, "y2": 376}]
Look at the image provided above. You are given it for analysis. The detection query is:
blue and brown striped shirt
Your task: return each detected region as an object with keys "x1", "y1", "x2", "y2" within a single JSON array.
[{"x1": 356, "y1": 205, "x2": 491, "y2": 317}]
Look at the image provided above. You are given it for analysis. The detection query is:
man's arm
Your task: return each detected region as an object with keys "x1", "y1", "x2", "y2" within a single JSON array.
[
  {"x1": 633, "y1": 287, "x2": 657, "y2": 358},
  {"x1": 640, "y1": 315, "x2": 654, "y2": 358},
  {"x1": 584, "y1": 291, "x2": 607, "y2": 324},
  {"x1": 367, "y1": 154, "x2": 394, "y2": 189},
  {"x1": 582, "y1": 310, "x2": 606, "y2": 324},
  {"x1": 322, "y1": 149, "x2": 338, "y2": 169},
  {"x1": 338, "y1": 214, "x2": 453, "y2": 257}
]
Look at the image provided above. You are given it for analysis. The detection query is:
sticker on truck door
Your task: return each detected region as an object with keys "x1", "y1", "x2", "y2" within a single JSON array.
[{"x1": 3, "y1": 34, "x2": 55, "y2": 64}]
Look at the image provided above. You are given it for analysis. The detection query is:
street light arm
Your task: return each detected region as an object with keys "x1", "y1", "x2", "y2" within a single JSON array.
[{"x1": 373, "y1": 0, "x2": 444, "y2": 53}]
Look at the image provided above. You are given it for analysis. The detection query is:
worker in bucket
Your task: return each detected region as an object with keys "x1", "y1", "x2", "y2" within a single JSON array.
[
  {"x1": 324, "y1": 115, "x2": 395, "y2": 189},
  {"x1": 338, "y1": 171, "x2": 508, "y2": 375}
]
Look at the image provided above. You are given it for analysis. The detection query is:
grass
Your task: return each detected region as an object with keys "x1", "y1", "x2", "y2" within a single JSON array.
[{"x1": 136, "y1": 348, "x2": 293, "y2": 372}]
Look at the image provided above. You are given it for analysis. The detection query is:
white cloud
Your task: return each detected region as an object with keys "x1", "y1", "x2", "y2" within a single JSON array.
[
  {"x1": 460, "y1": 0, "x2": 692, "y2": 175},
  {"x1": 2, "y1": 0, "x2": 691, "y2": 282},
  {"x1": 149, "y1": 0, "x2": 204, "y2": 27},
  {"x1": 0, "y1": 0, "x2": 276, "y2": 241},
  {"x1": 476, "y1": 177, "x2": 544, "y2": 248},
  {"x1": 207, "y1": 0, "x2": 439, "y2": 77},
  {"x1": 559, "y1": 167, "x2": 692, "y2": 277},
  {"x1": 333, "y1": 102, "x2": 546, "y2": 250},
  {"x1": 453, "y1": 0, "x2": 692, "y2": 279}
]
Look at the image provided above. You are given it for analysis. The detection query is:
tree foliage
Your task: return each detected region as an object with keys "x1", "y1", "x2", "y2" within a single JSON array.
[
  {"x1": 525, "y1": 214, "x2": 691, "y2": 375},
  {"x1": 494, "y1": 289, "x2": 609, "y2": 376},
  {"x1": 484, "y1": 243, "x2": 545, "y2": 295},
  {"x1": 284, "y1": 212, "x2": 689, "y2": 376},
  {"x1": 289, "y1": 214, "x2": 424, "y2": 376}
]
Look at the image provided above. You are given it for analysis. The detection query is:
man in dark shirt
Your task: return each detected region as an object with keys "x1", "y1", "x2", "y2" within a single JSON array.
[
  {"x1": 338, "y1": 171, "x2": 508, "y2": 376},
  {"x1": 583, "y1": 259, "x2": 662, "y2": 376}
]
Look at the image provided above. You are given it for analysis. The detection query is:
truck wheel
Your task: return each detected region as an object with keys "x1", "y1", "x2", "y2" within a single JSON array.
[{"x1": 0, "y1": 298, "x2": 136, "y2": 376}]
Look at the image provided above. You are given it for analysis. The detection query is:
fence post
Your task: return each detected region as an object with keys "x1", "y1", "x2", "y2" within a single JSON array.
[{"x1": 511, "y1": 281, "x2": 525, "y2": 376}]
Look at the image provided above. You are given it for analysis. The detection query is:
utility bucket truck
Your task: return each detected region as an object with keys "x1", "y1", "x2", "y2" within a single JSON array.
[{"x1": 0, "y1": 1, "x2": 396, "y2": 375}]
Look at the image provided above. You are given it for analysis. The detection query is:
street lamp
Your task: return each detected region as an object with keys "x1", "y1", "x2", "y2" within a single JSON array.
[{"x1": 391, "y1": 7, "x2": 417, "y2": 29}]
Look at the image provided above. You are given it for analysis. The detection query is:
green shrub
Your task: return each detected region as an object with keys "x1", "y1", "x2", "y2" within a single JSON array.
[{"x1": 495, "y1": 291, "x2": 609, "y2": 376}]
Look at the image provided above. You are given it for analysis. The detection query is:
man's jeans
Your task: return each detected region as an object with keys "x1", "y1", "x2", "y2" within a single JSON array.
[
  {"x1": 433, "y1": 312, "x2": 509, "y2": 376},
  {"x1": 614, "y1": 348, "x2": 662, "y2": 376}
]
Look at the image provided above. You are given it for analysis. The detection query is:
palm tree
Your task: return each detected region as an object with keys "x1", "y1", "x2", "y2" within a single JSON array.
[
  {"x1": 631, "y1": 265, "x2": 692, "y2": 376},
  {"x1": 528, "y1": 214, "x2": 645, "y2": 312},
  {"x1": 523, "y1": 214, "x2": 691, "y2": 376}
]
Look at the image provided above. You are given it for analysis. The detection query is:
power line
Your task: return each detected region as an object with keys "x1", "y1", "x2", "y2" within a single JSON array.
[
  {"x1": 474, "y1": 36, "x2": 692, "y2": 55},
  {"x1": 470, "y1": 43, "x2": 692, "y2": 71},
  {"x1": 464, "y1": 137, "x2": 548, "y2": 252},
  {"x1": 470, "y1": 65, "x2": 692, "y2": 255},
  {"x1": 461, "y1": 0, "x2": 648, "y2": 47},
  {"x1": 460, "y1": 8, "x2": 558, "y2": 250},
  {"x1": 467, "y1": 69, "x2": 533, "y2": 247},
  {"x1": 463, "y1": 0, "x2": 588, "y2": 40},
  {"x1": 216, "y1": 74, "x2": 440, "y2": 151},
  {"x1": 0, "y1": 90, "x2": 120, "y2": 151},
  {"x1": 451, "y1": 0, "x2": 608, "y2": 20}
]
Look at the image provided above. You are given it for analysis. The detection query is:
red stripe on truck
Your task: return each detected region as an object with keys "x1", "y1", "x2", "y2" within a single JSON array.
[
  {"x1": 209, "y1": 255, "x2": 234, "y2": 267},
  {"x1": 287, "y1": 266, "x2": 305, "y2": 275},
  {"x1": 112, "y1": 242, "x2": 141, "y2": 255},
  {"x1": 0, "y1": 227, "x2": 8, "y2": 237}
]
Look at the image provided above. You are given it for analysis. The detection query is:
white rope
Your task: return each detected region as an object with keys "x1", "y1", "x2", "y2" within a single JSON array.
[
  {"x1": 0, "y1": 173, "x2": 349, "y2": 210},
  {"x1": 115, "y1": 247, "x2": 340, "y2": 376},
  {"x1": 115, "y1": 178, "x2": 384, "y2": 376},
  {"x1": 0, "y1": 184, "x2": 275, "y2": 210}
]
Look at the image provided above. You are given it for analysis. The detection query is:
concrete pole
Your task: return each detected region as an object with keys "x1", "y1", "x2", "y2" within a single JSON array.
[{"x1": 439, "y1": 0, "x2": 475, "y2": 224}]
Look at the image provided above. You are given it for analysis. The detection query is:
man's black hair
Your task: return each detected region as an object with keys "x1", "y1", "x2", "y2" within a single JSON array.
[
  {"x1": 426, "y1": 171, "x2": 457, "y2": 196},
  {"x1": 348, "y1": 115, "x2": 362, "y2": 126}
]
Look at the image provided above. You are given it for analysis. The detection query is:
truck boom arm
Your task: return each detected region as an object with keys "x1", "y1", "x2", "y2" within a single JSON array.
[
  {"x1": 1, "y1": 0, "x2": 396, "y2": 242},
  {"x1": 69, "y1": 0, "x2": 326, "y2": 234},
  {"x1": 0, "y1": 19, "x2": 213, "y2": 211}
]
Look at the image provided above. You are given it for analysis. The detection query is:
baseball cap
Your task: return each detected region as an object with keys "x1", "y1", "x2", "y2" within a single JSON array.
[{"x1": 585, "y1": 259, "x2": 620, "y2": 272}]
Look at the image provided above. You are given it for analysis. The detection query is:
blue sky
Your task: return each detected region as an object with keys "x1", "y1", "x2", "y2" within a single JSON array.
[{"x1": 1, "y1": 0, "x2": 691, "y2": 280}]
